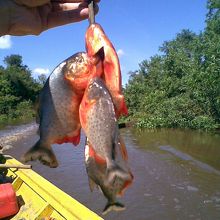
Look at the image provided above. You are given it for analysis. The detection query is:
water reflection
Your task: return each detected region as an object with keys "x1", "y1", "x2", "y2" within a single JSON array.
[{"x1": 129, "y1": 128, "x2": 220, "y2": 171}]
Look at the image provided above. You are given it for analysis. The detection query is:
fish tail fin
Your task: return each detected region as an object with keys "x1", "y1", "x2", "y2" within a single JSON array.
[
  {"x1": 102, "y1": 202, "x2": 125, "y2": 215},
  {"x1": 106, "y1": 162, "x2": 132, "y2": 184},
  {"x1": 21, "y1": 140, "x2": 58, "y2": 168}
]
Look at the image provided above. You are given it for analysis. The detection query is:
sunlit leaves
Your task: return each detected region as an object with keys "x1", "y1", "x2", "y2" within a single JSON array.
[
  {"x1": 0, "y1": 54, "x2": 42, "y2": 127},
  {"x1": 124, "y1": 1, "x2": 220, "y2": 130}
]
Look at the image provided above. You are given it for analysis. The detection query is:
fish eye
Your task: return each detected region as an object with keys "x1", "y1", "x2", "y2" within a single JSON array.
[
  {"x1": 74, "y1": 54, "x2": 84, "y2": 64},
  {"x1": 77, "y1": 57, "x2": 83, "y2": 64}
]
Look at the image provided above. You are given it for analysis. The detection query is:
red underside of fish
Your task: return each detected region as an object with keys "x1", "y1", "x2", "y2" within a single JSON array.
[
  {"x1": 79, "y1": 93, "x2": 96, "y2": 132},
  {"x1": 88, "y1": 143, "x2": 106, "y2": 165},
  {"x1": 117, "y1": 172, "x2": 134, "y2": 197},
  {"x1": 85, "y1": 23, "x2": 128, "y2": 118},
  {"x1": 54, "y1": 132, "x2": 80, "y2": 146}
]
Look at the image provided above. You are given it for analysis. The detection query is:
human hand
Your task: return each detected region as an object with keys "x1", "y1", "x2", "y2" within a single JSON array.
[{"x1": 1, "y1": 0, "x2": 100, "y2": 36}]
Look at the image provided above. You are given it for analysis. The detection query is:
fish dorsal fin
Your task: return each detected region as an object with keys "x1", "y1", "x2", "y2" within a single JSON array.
[{"x1": 88, "y1": 177, "x2": 97, "y2": 192}]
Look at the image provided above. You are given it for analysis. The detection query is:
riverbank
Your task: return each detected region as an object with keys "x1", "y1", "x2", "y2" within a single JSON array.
[{"x1": 0, "y1": 122, "x2": 37, "y2": 151}]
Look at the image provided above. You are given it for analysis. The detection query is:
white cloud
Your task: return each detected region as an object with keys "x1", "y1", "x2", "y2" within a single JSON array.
[
  {"x1": 33, "y1": 68, "x2": 50, "y2": 75},
  {"x1": 117, "y1": 49, "x2": 125, "y2": 58},
  {"x1": 0, "y1": 36, "x2": 12, "y2": 49}
]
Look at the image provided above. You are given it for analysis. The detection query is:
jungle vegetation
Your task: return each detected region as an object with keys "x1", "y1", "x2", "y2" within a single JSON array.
[
  {"x1": 124, "y1": 0, "x2": 220, "y2": 130},
  {"x1": 0, "y1": 55, "x2": 44, "y2": 128}
]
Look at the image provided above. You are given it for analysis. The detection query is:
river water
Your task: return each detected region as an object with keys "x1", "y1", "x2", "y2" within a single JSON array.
[{"x1": 1, "y1": 124, "x2": 220, "y2": 220}]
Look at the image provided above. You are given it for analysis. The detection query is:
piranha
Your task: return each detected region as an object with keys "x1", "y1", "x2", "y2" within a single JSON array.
[
  {"x1": 85, "y1": 23, "x2": 128, "y2": 118},
  {"x1": 79, "y1": 77, "x2": 133, "y2": 184},
  {"x1": 85, "y1": 137, "x2": 133, "y2": 215},
  {"x1": 21, "y1": 52, "x2": 103, "y2": 168}
]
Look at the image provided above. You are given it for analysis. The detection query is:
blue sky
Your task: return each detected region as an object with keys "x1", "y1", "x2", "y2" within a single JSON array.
[{"x1": 0, "y1": 0, "x2": 207, "y2": 84}]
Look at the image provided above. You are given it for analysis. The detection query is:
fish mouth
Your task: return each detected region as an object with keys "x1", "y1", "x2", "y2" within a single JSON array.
[
  {"x1": 93, "y1": 47, "x2": 104, "y2": 63},
  {"x1": 87, "y1": 46, "x2": 104, "y2": 70}
]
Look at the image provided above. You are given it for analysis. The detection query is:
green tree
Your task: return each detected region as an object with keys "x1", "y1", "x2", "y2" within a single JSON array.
[
  {"x1": 124, "y1": 0, "x2": 219, "y2": 130},
  {"x1": 4, "y1": 54, "x2": 23, "y2": 68},
  {"x1": 0, "y1": 54, "x2": 42, "y2": 127}
]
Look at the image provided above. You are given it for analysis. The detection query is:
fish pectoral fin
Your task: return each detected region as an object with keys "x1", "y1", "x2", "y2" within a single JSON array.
[
  {"x1": 102, "y1": 202, "x2": 125, "y2": 215},
  {"x1": 88, "y1": 177, "x2": 97, "y2": 192}
]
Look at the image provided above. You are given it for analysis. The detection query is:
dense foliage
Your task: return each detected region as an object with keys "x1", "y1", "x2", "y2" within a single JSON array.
[
  {"x1": 0, "y1": 55, "x2": 43, "y2": 128},
  {"x1": 124, "y1": 0, "x2": 220, "y2": 130}
]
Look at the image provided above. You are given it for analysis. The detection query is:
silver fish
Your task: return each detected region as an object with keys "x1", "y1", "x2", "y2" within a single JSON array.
[{"x1": 21, "y1": 52, "x2": 102, "y2": 167}]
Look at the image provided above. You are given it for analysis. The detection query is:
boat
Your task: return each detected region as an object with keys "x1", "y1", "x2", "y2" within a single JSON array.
[{"x1": 1, "y1": 155, "x2": 103, "y2": 220}]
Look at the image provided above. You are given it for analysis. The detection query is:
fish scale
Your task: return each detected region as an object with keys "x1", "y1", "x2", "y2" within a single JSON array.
[{"x1": 87, "y1": 97, "x2": 116, "y2": 157}]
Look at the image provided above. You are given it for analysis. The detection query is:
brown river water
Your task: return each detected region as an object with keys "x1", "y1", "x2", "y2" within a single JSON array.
[{"x1": 1, "y1": 123, "x2": 220, "y2": 220}]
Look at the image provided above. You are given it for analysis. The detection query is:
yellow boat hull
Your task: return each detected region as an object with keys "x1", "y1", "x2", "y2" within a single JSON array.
[{"x1": 4, "y1": 155, "x2": 103, "y2": 220}]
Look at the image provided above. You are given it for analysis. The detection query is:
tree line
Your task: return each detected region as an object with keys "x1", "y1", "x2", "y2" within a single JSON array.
[
  {"x1": 0, "y1": 55, "x2": 44, "y2": 128},
  {"x1": 124, "y1": 0, "x2": 220, "y2": 130}
]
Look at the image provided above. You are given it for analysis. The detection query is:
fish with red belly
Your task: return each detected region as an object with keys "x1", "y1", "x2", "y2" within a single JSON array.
[
  {"x1": 80, "y1": 77, "x2": 133, "y2": 213},
  {"x1": 21, "y1": 52, "x2": 103, "y2": 168},
  {"x1": 85, "y1": 23, "x2": 128, "y2": 118}
]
